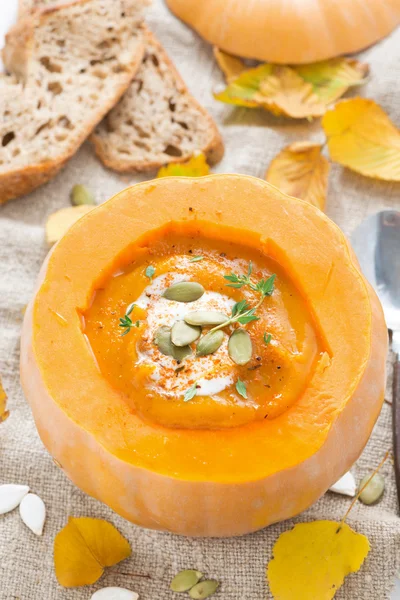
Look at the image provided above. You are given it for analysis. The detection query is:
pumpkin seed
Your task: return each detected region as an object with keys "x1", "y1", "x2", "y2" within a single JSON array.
[
  {"x1": 154, "y1": 326, "x2": 192, "y2": 361},
  {"x1": 184, "y1": 310, "x2": 228, "y2": 326},
  {"x1": 196, "y1": 330, "x2": 224, "y2": 356},
  {"x1": 171, "y1": 321, "x2": 201, "y2": 346},
  {"x1": 70, "y1": 184, "x2": 95, "y2": 206},
  {"x1": 170, "y1": 569, "x2": 203, "y2": 592},
  {"x1": 154, "y1": 326, "x2": 174, "y2": 356},
  {"x1": 228, "y1": 328, "x2": 252, "y2": 365},
  {"x1": 189, "y1": 580, "x2": 219, "y2": 599},
  {"x1": 359, "y1": 472, "x2": 385, "y2": 505},
  {"x1": 163, "y1": 281, "x2": 204, "y2": 302}
]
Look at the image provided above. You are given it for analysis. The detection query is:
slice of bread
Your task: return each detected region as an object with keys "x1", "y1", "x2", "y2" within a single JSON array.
[
  {"x1": 0, "y1": 0, "x2": 148, "y2": 204},
  {"x1": 91, "y1": 27, "x2": 224, "y2": 172}
]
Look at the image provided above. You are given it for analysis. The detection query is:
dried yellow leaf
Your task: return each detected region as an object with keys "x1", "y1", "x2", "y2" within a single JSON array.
[
  {"x1": 46, "y1": 204, "x2": 94, "y2": 246},
  {"x1": 0, "y1": 375, "x2": 9, "y2": 424},
  {"x1": 323, "y1": 98, "x2": 400, "y2": 181},
  {"x1": 266, "y1": 142, "x2": 329, "y2": 210},
  {"x1": 54, "y1": 517, "x2": 131, "y2": 587},
  {"x1": 157, "y1": 153, "x2": 210, "y2": 178},
  {"x1": 267, "y1": 521, "x2": 370, "y2": 600},
  {"x1": 295, "y1": 59, "x2": 368, "y2": 104},
  {"x1": 214, "y1": 55, "x2": 368, "y2": 119},
  {"x1": 213, "y1": 48, "x2": 247, "y2": 83}
]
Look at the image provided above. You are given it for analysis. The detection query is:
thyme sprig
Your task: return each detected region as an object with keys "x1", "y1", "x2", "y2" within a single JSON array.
[
  {"x1": 119, "y1": 302, "x2": 140, "y2": 336},
  {"x1": 208, "y1": 263, "x2": 276, "y2": 334}
]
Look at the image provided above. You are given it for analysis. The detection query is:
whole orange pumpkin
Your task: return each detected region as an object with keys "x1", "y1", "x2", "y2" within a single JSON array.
[{"x1": 21, "y1": 175, "x2": 387, "y2": 536}]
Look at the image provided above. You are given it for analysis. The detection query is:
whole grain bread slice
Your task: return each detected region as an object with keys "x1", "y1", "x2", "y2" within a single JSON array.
[
  {"x1": 0, "y1": 0, "x2": 149, "y2": 204},
  {"x1": 91, "y1": 27, "x2": 224, "y2": 172}
]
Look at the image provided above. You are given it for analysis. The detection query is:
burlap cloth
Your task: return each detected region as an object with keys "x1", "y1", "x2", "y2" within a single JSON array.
[{"x1": 1, "y1": 1, "x2": 400, "y2": 598}]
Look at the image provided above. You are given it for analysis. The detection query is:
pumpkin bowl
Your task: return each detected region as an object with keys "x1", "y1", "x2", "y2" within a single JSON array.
[
  {"x1": 20, "y1": 174, "x2": 387, "y2": 537},
  {"x1": 166, "y1": 0, "x2": 400, "y2": 64}
]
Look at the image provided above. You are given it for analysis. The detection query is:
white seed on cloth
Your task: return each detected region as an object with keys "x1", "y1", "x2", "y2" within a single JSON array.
[
  {"x1": 329, "y1": 471, "x2": 356, "y2": 497},
  {"x1": 90, "y1": 588, "x2": 139, "y2": 600},
  {"x1": 0, "y1": 484, "x2": 29, "y2": 515},
  {"x1": 19, "y1": 493, "x2": 46, "y2": 536}
]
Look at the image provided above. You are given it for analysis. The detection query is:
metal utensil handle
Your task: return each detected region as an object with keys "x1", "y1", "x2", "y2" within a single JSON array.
[{"x1": 393, "y1": 355, "x2": 400, "y2": 508}]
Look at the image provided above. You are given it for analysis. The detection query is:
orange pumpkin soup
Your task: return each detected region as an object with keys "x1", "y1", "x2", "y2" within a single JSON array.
[{"x1": 83, "y1": 230, "x2": 323, "y2": 430}]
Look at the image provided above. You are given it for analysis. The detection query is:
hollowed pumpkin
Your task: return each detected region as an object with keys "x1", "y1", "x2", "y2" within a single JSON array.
[
  {"x1": 166, "y1": 0, "x2": 400, "y2": 64},
  {"x1": 20, "y1": 174, "x2": 387, "y2": 537}
]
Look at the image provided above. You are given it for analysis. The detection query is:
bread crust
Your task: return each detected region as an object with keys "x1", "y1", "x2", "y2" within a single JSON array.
[
  {"x1": 0, "y1": 1, "x2": 146, "y2": 204},
  {"x1": 91, "y1": 27, "x2": 224, "y2": 173}
]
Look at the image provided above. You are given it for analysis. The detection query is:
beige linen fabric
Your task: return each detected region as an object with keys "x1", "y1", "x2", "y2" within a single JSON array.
[{"x1": 1, "y1": 1, "x2": 400, "y2": 598}]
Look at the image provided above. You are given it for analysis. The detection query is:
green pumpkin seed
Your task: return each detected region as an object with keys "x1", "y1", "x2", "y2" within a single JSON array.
[
  {"x1": 171, "y1": 321, "x2": 201, "y2": 346},
  {"x1": 196, "y1": 330, "x2": 224, "y2": 356},
  {"x1": 70, "y1": 184, "x2": 95, "y2": 206},
  {"x1": 184, "y1": 310, "x2": 228, "y2": 326},
  {"x1": 154, "y1": 326, "x2": 192, "y2": 361},
  {"x1": 154, "y1": 326, "x2": 174, "y2": 356},
  {"x1": 189, "y1": 580, "x2": 219, "y2": 599},
  {"x1": 359, "y1": 472, "x2": 385, "y2": 505},
  {"x1": 228, "y1": 328, "x2": 252, "y2": 365},
  {"x1": 163, "y1": 281, "x2": 204, "y2": 302},
  {"x1": 170, "y1": 569, "x2": 203, "y2": 592}
]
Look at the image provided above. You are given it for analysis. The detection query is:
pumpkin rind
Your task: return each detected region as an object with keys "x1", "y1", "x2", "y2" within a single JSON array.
[
  {"x1": 20, "y1": 174, "x2": 387, "y2": 536},
  {"x1": 166, "y1": 0, "x2": 400, "y2": 64}
]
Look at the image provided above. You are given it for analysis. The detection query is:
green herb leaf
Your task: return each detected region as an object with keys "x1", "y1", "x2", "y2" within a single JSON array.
[
  {"x1": 264, "y1": 333, "x2": 272, "y2": 345},
  {"x1": 258, "y1": 274, "x2": 276, "y2": 296},
  {"x1": 184, "y1": 382, "x2": 198, "y2": 402},
  {"x1": 232, "y1": 299, "x2": 249, "y2": 317},
  {"x1": 145, "y1": 265, "x2": 156, "y2": 281},
  {"x1": 224, "y1": 273, "x2": 240, "y2": 283},
  {"x1": 247, "y1": 261, "x2": 253, "y2": 277},
  {"x1": 119, "y1": 303, "x2": 137, "y2": 336},
  {"x1": 189, "y1": 255, "x2": 204, "y2": 262},
  {"x1": 226, "y1": 282, "x2": 245, "y2": 288},
  {"x1": 236, "y1": 379, "x2": 247, "y2": 399},
  {"x1": 237, "y1": 314, "x2": 259, "y2": 324},
  {"x1": 126, "y1": 302, "x2": 136, "y2": 316}
]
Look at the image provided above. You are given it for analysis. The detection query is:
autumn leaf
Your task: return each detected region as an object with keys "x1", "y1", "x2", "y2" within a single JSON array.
[
  {"x1": 266, "y1": 142, "x2": 329, "y2": 210},
  {"x1": 213, "y1": 47, "x2": 247, "y2": 83},
  {"x1": 322, "y1": 98, "x2": 400, "y2": 181},
  {"x1": 54, "y1": 517, "x2": 131, "y2": 587},
  {"x1": 215, "y1": 64, "x2": 325, "y2": 118},
  {"x1": 295, "y1": 59, "x2": 368, "y2": 104},
  {"x1": 267, "y1": 521, "x2": 370, "y2": 600},
  {"x1": 46, "y1": 205, "x2": 94, "y2": 246},
  {"x1": 214, "y1": 52, "x2": 368, "y2": 119},
  {"x1": 0, "y1": 376, "x2": 9, "y2": 424},
  {"x1": 157, "y1": 153, "x2": 210, "y2": 178}
]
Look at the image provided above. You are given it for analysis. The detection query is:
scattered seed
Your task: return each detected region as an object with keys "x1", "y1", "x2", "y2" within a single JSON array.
[
  {"x1": 185, "y1": 310, "x2": 228, "y2": 326},
  {"x1": 359, "y1": 472, "x2": 385, "y2": 505},
  {"x1": 170, "y1": 570, "x2": 203, "y2": 592},
  {"x1": 70, "y1": 184, "x2": 95, "y2": 206},
  {"x1": 90, "y1": 588, "x2": 139, "y2": 600},
  {"x1": 196, "y1": 330, "x2": 224, "y2": 356},
  {"x1": 0, "y1": 484, "x2": 29, "y2": 515},
  {"x1": 19, "y1": 493, "x2": 46, "y2": 536},
  {"x1": 163, "y1": 281, "x2": 204, "y2": 302},
  {"x1": 329, "y1": 472, "x2": 356, "y2": 497},
  {"x1": 171, "y1": 321, "x2": 201, "y2": 346},
  {"x1": 189, "y1": 580, "x2": 219, "y2": 599},
  {"x1": 228, "y1": 328, "x2": 252, "y2": 365}
]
